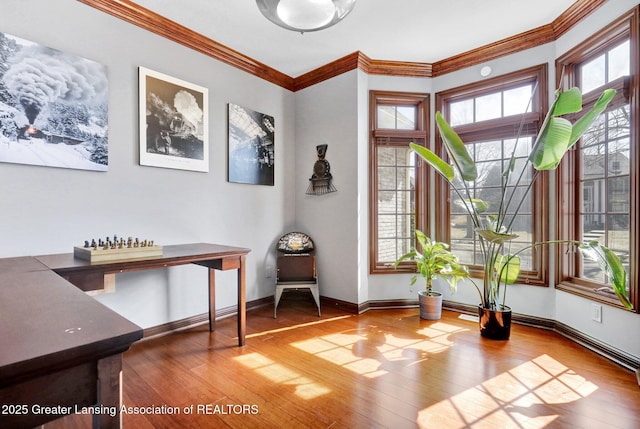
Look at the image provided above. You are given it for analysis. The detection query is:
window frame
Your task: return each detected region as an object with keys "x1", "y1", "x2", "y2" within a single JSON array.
[
  {"x1": 369, "y1": 90, "x2": 430, "y2": 274},
  {"x1": 555, "y1": 7, "x2": 639, "y2": 312},
  {"x1": 434, "y1": 64, "x2": 549, "y2": 285}
]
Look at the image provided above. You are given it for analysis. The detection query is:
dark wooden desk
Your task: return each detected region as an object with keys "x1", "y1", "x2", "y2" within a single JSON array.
[
  {"x1": 0, "y1": 257, "x2": 143, "y2": 429},
  {"x1": 0, "y1": 243, "x2": 250, "y2": 428},
  {"x1": 35, "y1": 243, "x2": 251, "y2": 347}
]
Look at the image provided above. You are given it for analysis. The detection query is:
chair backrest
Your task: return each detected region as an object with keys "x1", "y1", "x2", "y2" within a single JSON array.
[
  {"x1": 276, "y1": 232, "x2": 316, "y2": 282},
  {"x1": 277, "y1": 232, "x2": 314, "y2": 255}
]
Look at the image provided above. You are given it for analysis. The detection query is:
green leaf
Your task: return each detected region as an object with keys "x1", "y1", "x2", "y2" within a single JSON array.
[
  {"x1": 435, "y1": 112, "x2": 477, "y2": 181},
  {"x1": 568, "y1": 89, "x2": 617, "y2": 148},
  {"x1": 552, "y1": 87, "x2": 582, "y2": 116},
  {"x1": 393, "y1": 250, "x2": 416, "y2": 269},
  {"x1": 601, "y1": 245, "x2": 632, "y2": 310},
  {"x1": 529, "y1": 116, "x2": 572, "y2": 170},
  {"x1": 476, "y1": 229, "x2": 519, "y2": 244},
  {"x1": 529, "y1": 88, "x2": 616, "y2": 171},
  {"x1": 579, "y1": 241, "x2": 632, "y2": 310},
  {"x1": 496, "y1": 254, "x2": 521, "y2": 284},
  {"x1": 409, "y1": 143, "x2": 454, "y2": 182}
]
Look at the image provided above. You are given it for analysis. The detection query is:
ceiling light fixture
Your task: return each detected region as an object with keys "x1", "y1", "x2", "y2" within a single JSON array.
[{"x1": 256, "y1": 0, "x2": 357, "y2": 34}]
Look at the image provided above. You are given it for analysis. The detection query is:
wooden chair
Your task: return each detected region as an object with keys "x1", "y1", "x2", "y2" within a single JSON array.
[{"x1": 274, "y1": 232, "x2": 320, "y2": 318}]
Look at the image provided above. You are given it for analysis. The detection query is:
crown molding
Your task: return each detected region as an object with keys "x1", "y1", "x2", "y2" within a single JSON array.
[
  {"x1": 293, "y1": 51, "x2": 366, "y2": 91},
  {"x1": 431, "y1": 24, "x2": 557, "y2": 77},
  {"x1": 77, "y1": 0, "x2": 295, "y2": 90},
  {"x1": 78, "y1": 0, "x2": 607, "y2": 91},
  {"x1": 552, "y1": 0, "x2": 609, "y2": 36}
]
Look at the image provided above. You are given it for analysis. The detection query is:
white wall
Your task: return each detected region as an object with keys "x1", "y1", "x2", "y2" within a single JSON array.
[
  {"x1": 294, "y1": 71, "x2": 360, "y2": 304},
  {"x1": 0, "y1": 0, "x2": 296, "y2": 328}
]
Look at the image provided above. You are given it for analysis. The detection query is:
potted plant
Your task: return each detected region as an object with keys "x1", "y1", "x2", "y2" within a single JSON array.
[
  {"x1": 394, "y1": 230, "x2": 469, "y2": 320},
  {"x1": 410, "y1": 85, "x2": 631, "y2": 339}
]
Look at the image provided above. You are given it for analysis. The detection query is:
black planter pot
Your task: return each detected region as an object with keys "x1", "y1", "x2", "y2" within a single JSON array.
[{"x1": 478, "y1": 304, "x2": 512, "y2": 340}]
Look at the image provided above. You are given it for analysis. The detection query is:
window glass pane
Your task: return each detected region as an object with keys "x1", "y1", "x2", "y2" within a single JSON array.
[
  {"x1": 377, "y1": 239, "x2": 397, "y2": 262},
  {"x1": 377, "y1": 106, "x2": 396, "y2": 128},
  {"x1": 450, "y1": 99, "x2": 473, "y2": 126},
  {"x1": 475, "y1": 140, "x2": 502, "y2": 162},
  {"x1": 504, "y1": 137, "x2": 532, "y2": 158},
  {"x1": 377, "y1": 166, "x2": 396, "y2": 190},
  {"x1": 396, "y1": 167, "x2": 414, "y2": 191},
  {"x1": 503, "y1": 85, "x2": 532, "y2": 116},
  {"x1": 396, "y1": 106, "x2": 416, "y2": 130},
  {"x1": 377, "y1": 191, "x2": 397, "y2": 212},
  {"x1": 608, "y1": 214, "x2": 630, "y2": 253},
  {"x1": 376, "y1": 145, "x2": 416, "y2": 263},
  {"x1": 450, "y1": 214, "x2": 476, "y2": 265},
  {"x1": 505, "y1": 241, "x2": 533, "y2": 271},
  {"x1": 608, "y1": 107, "x2": 630, "y2": 140},
  {"x1": 581, "y1": 144, "x2": 606, "y2": 180},
  {"x1": 581, "y1": 54, "x2": 606, "y2": 93},
  {"x1": 607, "y1": 177, "x2": 629, "y2": 213},
  {"x1": 608, "y1": 40, "x2": 630, "y2": 83},
  {"x1": 505, "y1": 158, "x2": 532, "y2": 186},
  {"x1": 475, "y1": 92, "x2": 501, "y2": 122},
  {"x1": 378, "y1": 215, "x2": 397, "y2": 238},
  {"x1": 377, "y1": 146, "x2": 397, "y2": 166},
  {"x1": 396, "y1": 214, "x2": 415, "y2": 238},
  {"x1": 450, "y1": 139, "x2": 535, "y2": 269}
]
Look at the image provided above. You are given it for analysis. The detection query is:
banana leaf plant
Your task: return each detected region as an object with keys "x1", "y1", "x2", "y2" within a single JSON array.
[{"x1": 411, "y1": 86, "x2": 633, "y2": 311}]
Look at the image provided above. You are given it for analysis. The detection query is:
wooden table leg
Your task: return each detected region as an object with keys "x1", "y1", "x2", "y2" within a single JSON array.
[
  {"x1": 238, "y1": 255, "x2": 246, "y2": 346},
  {"x1": 93, "y1": 354, "x2": 122, "y2": 429},
  {"x1": 208, "y1": 268, "x2": 216, "y2": 332}
]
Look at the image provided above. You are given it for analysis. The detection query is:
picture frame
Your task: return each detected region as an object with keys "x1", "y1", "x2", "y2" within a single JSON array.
[
  {"x1": 228, "y1": 103, "x2": 274, "y2": 185},
  {"x1": 0, "y1": 31, "x2": 109, "y2": 171},
  {"x1": 139, "y1": 67, "x2": 209, "y2": 172}
]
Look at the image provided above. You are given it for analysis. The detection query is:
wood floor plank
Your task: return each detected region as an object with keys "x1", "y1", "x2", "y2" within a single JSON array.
[{"x1": 45, "y1": 298, "x2": 640, "y2": 428}]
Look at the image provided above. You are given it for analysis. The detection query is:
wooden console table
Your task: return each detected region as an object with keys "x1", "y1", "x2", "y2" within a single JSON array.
[
  {"x1": 0, "y1": 243, "x2": 250, "y2": 428},
  {"x1": 35, "y1": 243, "x2": 251, "y2": 347}
]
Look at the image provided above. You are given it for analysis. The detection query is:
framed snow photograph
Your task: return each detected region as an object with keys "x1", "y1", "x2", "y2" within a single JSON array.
[
  {"x1": 139, "y1": 67, "x2": 209, "y2": 172},
  {"x1": 0, "y1": 32, "x2": 108, "y2": 171},
  {"x1": 228, "y1": 103, "x2": 274, "y2": 185}
]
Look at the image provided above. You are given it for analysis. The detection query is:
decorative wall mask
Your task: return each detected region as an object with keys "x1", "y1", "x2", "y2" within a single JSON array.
[{"x1": 306, "y1": 144, "x2": 336, "y2": 195}]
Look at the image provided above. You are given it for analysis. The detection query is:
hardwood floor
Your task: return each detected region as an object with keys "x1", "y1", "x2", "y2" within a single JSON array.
[{"x1": 49, "y1": 293, "x2": 640, "y2": 428}]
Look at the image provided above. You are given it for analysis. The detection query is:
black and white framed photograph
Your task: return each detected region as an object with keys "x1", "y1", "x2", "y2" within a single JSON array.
[
  {"x1": 0, "y1": 32, "x2": 108, "y2": 171},
  {"x1": 228, "y1": 103, "x2": 274, "y2": 185},
  {"x1": 139, "y1": 67, "x2": 208, "y2": 172}
]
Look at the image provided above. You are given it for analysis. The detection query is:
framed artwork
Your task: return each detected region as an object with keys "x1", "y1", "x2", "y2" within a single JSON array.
[
  {"x1": 139, "y1": 67, "x2": 208, "y2": 172},
  {"x1": 0, "y1": 32, "x2": 108, "y2": 171},
  {"x1": 228, "y1": 103, "x2": 274, "y2": 185}
]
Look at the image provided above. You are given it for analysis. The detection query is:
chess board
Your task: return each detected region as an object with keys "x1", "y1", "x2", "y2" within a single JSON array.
[
  {"x1": 74, "y1": 236, "x2": 162, "y2": 263},
  {"x1": 74, "y1": 245, "x2": 163, "y2": 263}
]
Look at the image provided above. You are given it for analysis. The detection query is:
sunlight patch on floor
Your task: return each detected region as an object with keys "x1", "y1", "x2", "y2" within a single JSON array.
[
  {"x1": 417, "y1": 354, "x2": 598, "y2": 428},
  {"x1": 291, "y1": 322, "x2": 467, "y2": 379},
  {"x1": 245, "y1": 315, "x2": 353, "y2": 340},
  {"x1": 233, "y1": 352, "x2": 331, "y2": 400}
]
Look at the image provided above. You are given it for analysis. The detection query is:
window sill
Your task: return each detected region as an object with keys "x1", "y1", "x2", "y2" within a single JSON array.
[{"x1": 556, "y1": 280, "x2": 633, "y2": 311}]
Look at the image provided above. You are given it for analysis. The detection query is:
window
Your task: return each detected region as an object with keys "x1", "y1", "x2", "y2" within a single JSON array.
[
  {"x1": 370, "y1": 91, "x2": 429, "y2": 274},
  {"x1": 434, "y1": 65, "x2": 548, "y2": 284},
  {"x1": 556, "y1": 8, "x2": 639, "y2": 311}
]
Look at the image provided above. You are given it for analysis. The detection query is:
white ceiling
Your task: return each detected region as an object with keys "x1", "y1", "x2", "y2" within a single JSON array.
[{"x1": 133, "y1": 0, "x2": 578, "y2": 77}]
